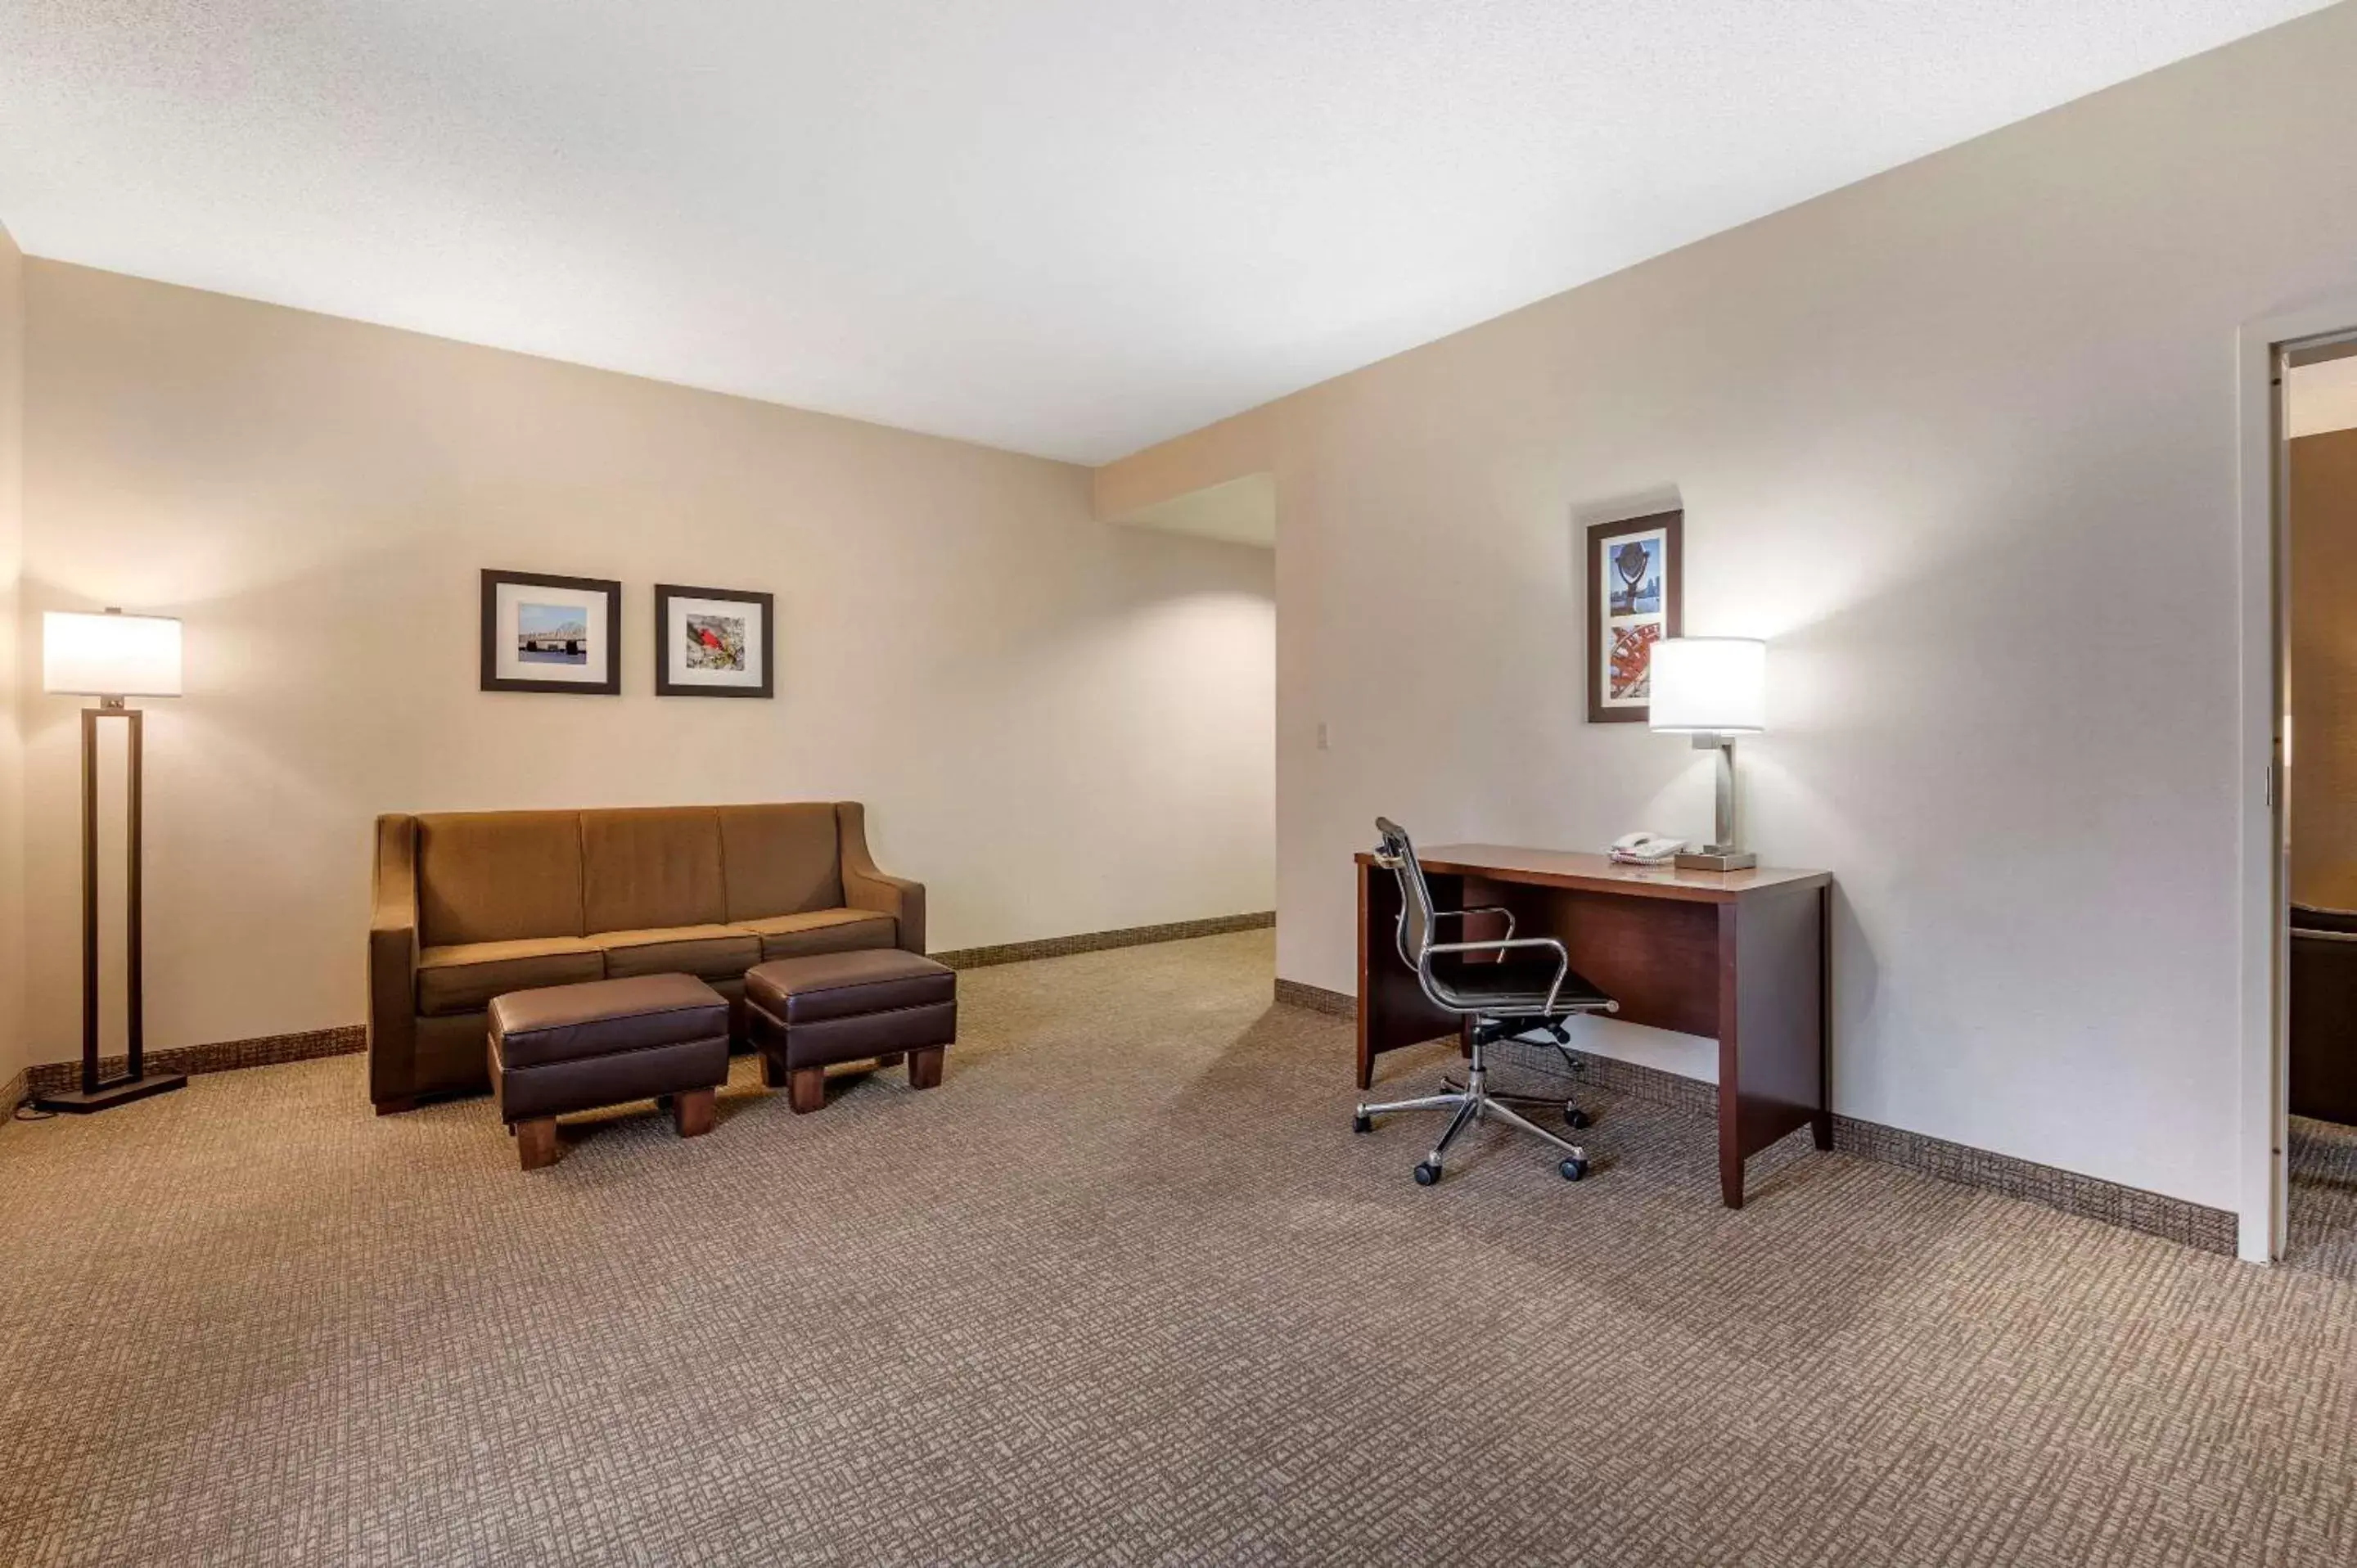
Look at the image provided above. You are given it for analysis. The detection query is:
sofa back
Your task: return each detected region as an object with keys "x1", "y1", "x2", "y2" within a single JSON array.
[
  {"x1": 415, "y1": 804, "x2": 847, "y2": 947},
  {"x1": 417, "y1": 812, "x2": 588, "y2": 946}
]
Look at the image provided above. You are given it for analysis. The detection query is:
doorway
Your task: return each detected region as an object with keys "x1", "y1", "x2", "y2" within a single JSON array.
[{"x1": 2279, "y1": 336, "x2": 2357, "y2": 1278}]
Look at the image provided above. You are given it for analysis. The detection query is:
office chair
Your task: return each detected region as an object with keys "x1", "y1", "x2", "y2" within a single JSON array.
[{"x1": 1355, "y1": 817, "x2": 1618, "y2": 1185}]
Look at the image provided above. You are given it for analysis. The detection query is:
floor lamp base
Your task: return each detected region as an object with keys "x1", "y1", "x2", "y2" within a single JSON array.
[{"x1": 33, "y1": 1073, "x2": 187, "y2": 1114}]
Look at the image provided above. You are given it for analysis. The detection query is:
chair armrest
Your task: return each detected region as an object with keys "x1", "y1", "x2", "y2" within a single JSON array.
[
  {"x1": 1431, "y1": 905, "x2": 1515, "y2": 938},
  {"x1": 1422, "y1": 935, "x2": 1572, "y2": 1012},
  {"x1": 836, "y1": 801, "x2": 926, "y2": 954},
  {"x1": 367, "y1": 815, "x2": 420, "y2": 1107}
]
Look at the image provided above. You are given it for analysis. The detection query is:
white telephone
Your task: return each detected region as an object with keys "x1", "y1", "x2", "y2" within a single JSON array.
[{"x1": 1609, "y1": 831, "x2": 1687, "y2": 865}]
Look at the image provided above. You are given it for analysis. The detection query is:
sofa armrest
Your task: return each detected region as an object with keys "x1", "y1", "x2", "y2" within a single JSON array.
[
  {"x1": 836, "y1": 801, "x2": 926, "y2": 954},
  {"x1": 368, "y1": 814, "x2": 421, "y2": 1109}
]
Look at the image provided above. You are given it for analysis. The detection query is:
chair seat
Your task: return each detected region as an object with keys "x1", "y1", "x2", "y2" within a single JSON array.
[
  {"x1": 417, "y1": 936, "x2": 605, "y2": 1016},
  {"x1": 591, "y1": 924, "x2": 763, "y2": 980},
  {"x1": 1429, "y1": 953, "x2": 1611, "y2": 1016},
  {"x1": 729, "y1": 907, "x2": 898, "y2": 961}
]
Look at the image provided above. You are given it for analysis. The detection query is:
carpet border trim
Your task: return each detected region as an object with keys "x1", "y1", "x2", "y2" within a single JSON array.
[
  {"x1": 16, "y1": 918, "x2": 1282, "y2": 1095},
  {"x1": 1272, "y1": 976, "x2": 2236, "y2": 1256},
  {"x1": 23, "y1": 1025, "x2": 370, "y2": 1100},
  {"x1": 934, "y1": 912, "x2": 1273, "y2": 971}
]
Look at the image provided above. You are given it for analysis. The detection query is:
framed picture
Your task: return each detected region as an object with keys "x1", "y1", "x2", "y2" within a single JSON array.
[
  {"x1": 1584, "y1": 510, "x2": 1683, "y2": 723},
  {"x1": 480, "y1": 570, "x2": 623, "y2": 695},
  {"x1": 654, "y1": 583, "x2": 774, "y2": 698}
]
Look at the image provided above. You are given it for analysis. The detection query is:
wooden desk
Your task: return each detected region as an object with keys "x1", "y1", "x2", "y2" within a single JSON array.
[{"x1": 1354, "y1": 844, "x2": 1832, "y2": 1208}]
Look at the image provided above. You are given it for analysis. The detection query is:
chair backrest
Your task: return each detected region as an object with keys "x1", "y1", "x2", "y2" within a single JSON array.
[{"x1": 1373, "y1": 817, "x2": 1438, "y2": 971}]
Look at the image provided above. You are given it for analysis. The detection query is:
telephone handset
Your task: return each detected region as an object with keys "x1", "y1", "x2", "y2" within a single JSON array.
[{"x1": 1608, "y1": 831, "x2": 1687, "y2": 865}]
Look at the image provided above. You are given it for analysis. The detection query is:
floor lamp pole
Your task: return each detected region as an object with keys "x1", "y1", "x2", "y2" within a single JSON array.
[{"x1": 36, "y1": 699, "x2": 185, "y2": 1112}]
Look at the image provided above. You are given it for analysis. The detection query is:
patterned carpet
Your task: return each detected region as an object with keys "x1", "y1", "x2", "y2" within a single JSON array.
[
  {"x1": 2288, "y1": 1115, "x2": 2357, "y2": 1285},
  {"x1": 3, "y1": 930, "x2": 2355, "y2": 1566}
]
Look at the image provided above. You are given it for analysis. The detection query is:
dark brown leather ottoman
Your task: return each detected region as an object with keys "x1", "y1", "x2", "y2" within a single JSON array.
[
  {"x1": 488, "y1": 973, "x2": 730, "y2": 1170},
  {"x1": 745, "y1": 949, "x2": 956, "y2": 1113}
]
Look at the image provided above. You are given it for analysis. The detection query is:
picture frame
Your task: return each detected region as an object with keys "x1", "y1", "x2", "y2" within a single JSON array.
[
  {"x1": 654, "y1": 583, "x2": 775, "y2": 699},
  {"x1": 1584, "y1": 509, "x2": 1683, "y2": 723},
  {"x1": 480, "y1": 569, "x2": 624, "y2": 695}
]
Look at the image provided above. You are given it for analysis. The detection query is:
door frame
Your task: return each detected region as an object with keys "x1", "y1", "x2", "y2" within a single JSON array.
[{"x1": 2235, "y1": 300, "x2": 2357, "y2": 1263}]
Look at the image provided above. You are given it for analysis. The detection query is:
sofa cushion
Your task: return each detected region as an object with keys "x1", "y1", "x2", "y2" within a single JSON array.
[
  {"x1": 581, "y1": 808, "x2": 727, "y2": 936},
  {"x1": 417, "y1": 813, "x2": 587, "y2": 946},
  {"x1": 731, "y1": 907, "x2": 897, "y2": 961},
  {"x1": 417, "y1": 936, "x2": 605, "y2": 1016},
  {"x1": 592, "y1": 924, "x2": 762, "y2": 980},
  {"x1": 719, "y1": 804, "x2": 843, "y2": 920}
]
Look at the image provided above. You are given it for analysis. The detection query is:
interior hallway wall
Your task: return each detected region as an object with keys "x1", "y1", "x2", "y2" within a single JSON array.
[
  {"x1": 1095, "y1": 2, "x2": 2357, "y2": 1211},
  {"x1": 0, "y1": 223, "x2": 25, "y2": 1092},
  {"x1": 17, "y1": 263, "x2": 1275, "y2": 1065}
]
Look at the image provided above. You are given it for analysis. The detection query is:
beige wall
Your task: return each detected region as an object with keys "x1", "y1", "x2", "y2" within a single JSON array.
[
  {"x1": 0, "y1": 223, "x2": 23, "y2": 1090},
  {"x1": 18, "y1": 263, "x2": 1275, "y2": 1064},
  {"x1": 2291, "y1": 429, "x2": 2357, "y2": 909},
  {"x1": 1097, "y1": 2, "x2": 2357, "y2": 1210}
]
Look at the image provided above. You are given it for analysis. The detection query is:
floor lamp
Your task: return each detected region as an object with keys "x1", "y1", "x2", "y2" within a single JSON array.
[{"x1": 34, "y1": 608, "x2": 187, "y2": 1113}]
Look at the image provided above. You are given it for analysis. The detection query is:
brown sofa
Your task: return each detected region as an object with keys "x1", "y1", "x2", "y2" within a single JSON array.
[{"x1": 369, "y1": 802, "x2": 922, "y2": 1112}]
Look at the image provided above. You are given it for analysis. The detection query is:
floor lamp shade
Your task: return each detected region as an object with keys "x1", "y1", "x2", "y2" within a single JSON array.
[
  {"x1": 44, "y1": 610, "x2": 183, "y2": 698},
  {"x1": 32, "y1": 608, "x2": 187, "y2": 1113}
]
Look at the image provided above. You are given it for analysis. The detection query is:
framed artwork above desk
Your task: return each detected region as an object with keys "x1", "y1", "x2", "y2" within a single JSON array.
[{"x1": 1354, "y1": 843, "x2": 1832, "y2": 1208}]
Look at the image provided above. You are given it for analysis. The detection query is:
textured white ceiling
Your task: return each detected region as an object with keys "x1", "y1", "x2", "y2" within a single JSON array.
[{"x1": 0, "y1": 2, "x2": 2330, "y2": 463}]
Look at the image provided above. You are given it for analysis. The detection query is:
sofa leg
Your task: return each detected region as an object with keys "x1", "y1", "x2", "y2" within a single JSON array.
[
  {"x1": 787, "y1": 1067, "x2": 825, "y2": 1114},
  {"x1": 516, "y1": 1118, "x2": 559, "y2": 1171},
  {"x1": 908, "y1": 1048, "x2": 944, "y2": 1091},
  {"x1": 374, "y1": 1097, "x2": 417, "y2": 1116},
  {"x1": 760, "y1": 1053, "x2": 786, "y2": 1090},
  {"x1": 877, "y1": 1052, "x2": 904, "y2": 1067},
  {"x1": 674, "y1": 1088, "x2": 716, "y2": 1138}
]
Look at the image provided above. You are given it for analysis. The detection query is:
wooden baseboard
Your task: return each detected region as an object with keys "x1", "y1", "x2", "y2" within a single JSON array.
[
  {"x1": 1282, "y1": 988, "x2": 2236, "y2": 1256},
  {"x1": 23, "y1": 1025, "x2": 367, "y2": 1099},
  {"x1": 934, "y1": 911, "x2": 1273, "y2": 970}
]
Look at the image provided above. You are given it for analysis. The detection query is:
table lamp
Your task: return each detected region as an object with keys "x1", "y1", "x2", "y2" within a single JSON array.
[
  {"x1": 1648, "y1": 637, "x2": 1765, "y2": 872},
  {"x1": 34, "y1": 608, "x2": 187, "y2": 1112}
]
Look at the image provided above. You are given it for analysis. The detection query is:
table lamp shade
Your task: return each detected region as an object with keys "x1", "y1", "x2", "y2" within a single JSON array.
[
  {"x1": 43, "y1": 611, "x2": 183, "y2": 698},
  {"x1": 1648, "y1": 637, "x2": 1764, "y2": 734}
]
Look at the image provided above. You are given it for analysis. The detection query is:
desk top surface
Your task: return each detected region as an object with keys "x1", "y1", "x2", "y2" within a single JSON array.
[{"x1": 1356, "y1": 843, "x2": 1831, "y2": 903}]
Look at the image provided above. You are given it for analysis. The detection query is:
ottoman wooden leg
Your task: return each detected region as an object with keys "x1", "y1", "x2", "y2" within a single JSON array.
[
  {"x1": 516, "y1": 1118, "x2": 559, "y2": 1171},
  {"x1": 787, "y1": 1067, "x2": 826, "y2": 1114},
  {"x1": 760, "y1": 1052, "x2": 787, "y2": 1089},
  {"x1": 877, "y1": 1052, "x2": 904, "y2": 1067},
  {"x1": 674, "y1": 1088, "x2": 715, "y2": 1138},
  {"x1": 908, "y1": 1048, "x2": 944, "y2": 1091}
]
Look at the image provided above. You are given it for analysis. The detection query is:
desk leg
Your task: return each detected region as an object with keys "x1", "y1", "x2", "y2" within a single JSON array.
[{"x1": 1717, "y1": 882, "x2": 1829, "y2": 1209}]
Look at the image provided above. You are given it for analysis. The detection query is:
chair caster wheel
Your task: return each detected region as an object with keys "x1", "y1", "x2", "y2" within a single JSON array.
[
  {"x1": 1560, "y1": 1157, "x2": 1589, "y2": 1182},
  {"x1": 1564, "y1": 1105, "x2": 1592, "y2": 1129},
  {"x1": 1353, "y1": 1113, "x2": 1372, "y2": 1134},
  {"x1": 1413, "y1": 1161, "x2": 1441, "y2": 1186}
]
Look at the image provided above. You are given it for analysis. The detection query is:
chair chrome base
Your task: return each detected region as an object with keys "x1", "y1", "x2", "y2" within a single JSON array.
[{"x1": 1355, "y1": 1040, "x2": 1591, "y2": 1184}]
